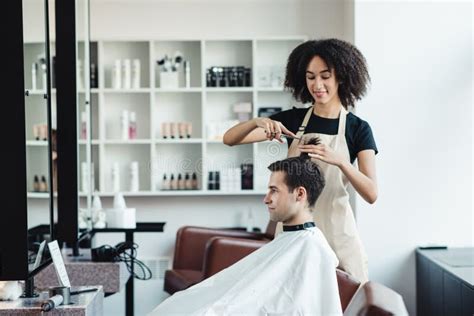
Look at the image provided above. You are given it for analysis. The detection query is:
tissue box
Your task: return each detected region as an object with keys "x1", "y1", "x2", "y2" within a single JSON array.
[
  {"x1": 106, "y1": 208, "x2": 136, "y2": 229},
  {"x1": 160, "y1": 72, "x2": 179, "y2": 89}
]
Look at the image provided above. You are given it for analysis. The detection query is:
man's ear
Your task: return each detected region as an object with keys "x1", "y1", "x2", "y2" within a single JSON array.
[{"x1": 295, "y1": 186, "x2": 307, "y2": 202}]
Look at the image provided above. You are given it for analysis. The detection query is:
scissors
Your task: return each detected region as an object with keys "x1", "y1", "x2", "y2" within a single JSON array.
[{"x1": 280, "y1": 134, "x2": 301, "y2": 140}]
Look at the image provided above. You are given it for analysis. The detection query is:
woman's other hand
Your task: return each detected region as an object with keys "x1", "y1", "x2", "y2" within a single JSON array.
[{"x1": 298, "y1": 143, "x2": 345, "y2": 166}]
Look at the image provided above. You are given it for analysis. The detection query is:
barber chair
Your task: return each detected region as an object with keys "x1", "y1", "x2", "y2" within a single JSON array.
[
  {"x1": 164, "y1": 222, "x2": 276, "y2": 295},
  {"x1": 164, "y1": 225, "x2": 408, "y2": 315}
]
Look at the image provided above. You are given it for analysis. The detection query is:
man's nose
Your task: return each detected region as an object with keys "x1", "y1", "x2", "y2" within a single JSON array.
[{"x1": 263, "y1": 193, "x2": 270, "y2": 204}]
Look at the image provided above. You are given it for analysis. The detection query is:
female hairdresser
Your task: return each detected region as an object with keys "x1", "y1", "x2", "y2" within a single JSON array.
[{"x1": 223, "y1": 39, "x2": 377, "y2": 283}]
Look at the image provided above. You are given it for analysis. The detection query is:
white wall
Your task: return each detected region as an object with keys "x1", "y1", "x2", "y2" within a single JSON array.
[{"x1": 354, "y1": 1, "x2": 473, "y2": 315}]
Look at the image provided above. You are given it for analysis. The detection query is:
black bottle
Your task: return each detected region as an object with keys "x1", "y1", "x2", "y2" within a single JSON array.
[
  {"x1": 208, "y1": 171, "x2": 215, "y2": 190},
  {"x1": 215, "y1": 171, "x2": 220, "y2": 190},
  {"x1": 192, "y1": 172, "x2": 198, "y2": 190}
]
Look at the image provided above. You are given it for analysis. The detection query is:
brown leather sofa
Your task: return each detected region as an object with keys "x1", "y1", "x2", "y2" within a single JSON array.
[{"x1": 164, "y1": 226, "x2": 408, "y2": 315}]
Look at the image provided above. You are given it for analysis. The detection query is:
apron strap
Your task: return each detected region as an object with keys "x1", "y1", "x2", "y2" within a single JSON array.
[
  {"x1": 334, "y1": 106, "x2": 348, "y2": 151},
  {"x1": 296, "y1": 106, "x2": 314, "y2": 138}
]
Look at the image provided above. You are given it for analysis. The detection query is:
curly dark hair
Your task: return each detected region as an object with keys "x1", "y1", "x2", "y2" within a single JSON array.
[
  {"x1": 284, "y1": 38, "x2": 370, "y2": 108},
  {"x1": 267, "y1": 140, "x2": 325, "y2": 207}
]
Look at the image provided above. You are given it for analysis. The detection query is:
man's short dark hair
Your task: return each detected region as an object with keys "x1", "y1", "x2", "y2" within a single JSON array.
[{"x1": 267, "y1": 156, "x2": 325, "y2": 207}]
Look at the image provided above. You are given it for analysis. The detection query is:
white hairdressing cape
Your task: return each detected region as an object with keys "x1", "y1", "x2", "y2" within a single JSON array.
[{"x1": 150, "y1": 226, "x2": 342, "y2": 316}]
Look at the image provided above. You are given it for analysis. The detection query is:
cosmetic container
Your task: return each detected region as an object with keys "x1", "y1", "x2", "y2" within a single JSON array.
[
  {"x1": 184, "y1": 60, "x2": 191, "y2": 88},
  {"x1": 112, "y1": 162, "x2": 120, "y2": 192},
  {"x1": 41, "y1": 59, "x2": 47, "y2": 90},
  {"x1": 132, "y1": 59, "x2": 141, "y2": 89},
  {"x1": 160, "y1": 122, "x2": 168, "y2": 139},
  {"x1": 170, "y1": 173, "x2": 177, "y2": 190},
  {"x1": 107, "y1": 192, "x2": 136, "y2": 229},
  {"x1": 81, "y1": 162, "x2": 90, "y2": 193},
  {"x1": 161, "y1": 174, "x2": 170, "y2": 190},
  {"x1": 112, "y1": 59, "x2": 122, "y2": 89},
  {"x1": 31, "y1": 62, "x2": 37, "y2": 90},
  {"x1": 186, "y1": 122, "x2": 192, "y2": 138},
  {"x1": 129, "y1": 111, "x2": 137, "y2": 139},
  {"x1": 92, "y1": 191, "x2": 106, "y2": 229},
  {"x1": 129, "y1": 161, "x2": 139, "y2": 192},
  {"x1": 40, "y1": 175, "x2": 48, "y2": 192},
  {"x1": 192, "y1": 172, "x2": 198, "y2": 190},
  {"x1": 178, "y1": 122, "x2": 186, "y2": 139},
  {"x1": 121, "y1": 110, "x2": 129, "y2": 140},
  {"x1": 90, "y1": 63, "x2": 98, "y2": 88},
  {"x1": 241, "y1": 164, "x2": 253, "y2": 190},
  {"x1": 178, "y1": 173, "x2": 185, "y2": 190},
  {"x1": 81, "y1": 111, "x2": 87, "y2": 139},
  {"x1": 185, "y1": 173, "x2": 192, "y2": 190},
  {"x1": 170, "y1": 122, "x2": 177, "y2": 139},
  {"x1": 33, "y1": 124, "x2": 40, "y2": 140},
  {"x1": 33, "y1": 175, "x2": 40, "y2": 192},
  {"x1": 123, "y1": 59, "x2": 131, "y2": 89},
  {"x1": 215, "y1": 171, "x2": 220, "y2": 190},
  {"x1": 39, "y1": 124, "x2": 48, "y2": 141},
  {"x1": 208, "y1": 171, "x2": 215, "y2": 190},
  {"x1": 77, "y1": 59, "x2": 83, "y2": 90}
]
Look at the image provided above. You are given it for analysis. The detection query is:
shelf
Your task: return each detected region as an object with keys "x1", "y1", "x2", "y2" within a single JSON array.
[
  {"x1": 102, "y1": 88, "x2": 151, "y2": 93},
  {"x1": 103, "y1": 139, "x2": 152, "y2": 145},
  {"x1": 24, "y1": 37, "x2": 304, "y2": 199},
  {"x1": 26, "y1": 140, "x2": 48, "y2": 146},
  {"x1": 206, "y1": 139, "x2": 224, "y2": 144},
  {"x1": 155, "y1": 88, "x2": 202, "y2": 93},
  {"x1": 155, "y1": 138, "x2": 203, "y2": 144},
  {"x1": 206, "y1": 87, "x2": 253, "y2": 92},
  {"x1": 27, "y1": 192, "x2": 57, "y2": 198},
  {"x1": 28, "y1": 190, "x2": 267, "y2": 198},
  {"x1": 78, "y1": 140, "x2": 100, "y2": 145},
  {"x1": 257, "y1": 87, "x2": 285, "y2": 92}
]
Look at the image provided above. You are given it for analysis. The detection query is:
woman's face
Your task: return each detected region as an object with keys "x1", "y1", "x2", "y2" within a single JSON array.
[{"x1": 305, "y1": 56, "x2": 340, "y2": 106}]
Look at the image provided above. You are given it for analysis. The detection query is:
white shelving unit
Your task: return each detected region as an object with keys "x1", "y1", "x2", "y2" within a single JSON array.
[{"x1": 24, "y1": 37, "x2": 307, "y2": 198}]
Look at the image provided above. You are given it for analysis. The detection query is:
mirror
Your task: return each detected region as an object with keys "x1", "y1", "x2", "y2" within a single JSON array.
[
  {"x1": 76, "y1": 0, "x2": 98, "y2": 233},
  {"x1": 22, "y1": 0, "x2": 55, "y2": 273}
]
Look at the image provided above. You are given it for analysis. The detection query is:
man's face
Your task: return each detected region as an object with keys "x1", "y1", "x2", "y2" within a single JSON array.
[{"x1": 263, "y1": 171, "x2": 298, "y2": 223}]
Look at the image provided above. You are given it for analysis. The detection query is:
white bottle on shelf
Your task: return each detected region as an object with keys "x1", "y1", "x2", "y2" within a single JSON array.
[
  {"x1": 112, "y1": 59, "x2": 122, "y2": 89},
  {"x1": 77, "y1": 59, "x2": 83, "y2": 90},
  {"x1": 129, "y1": 161, "x2": 139, "y2": 192},
  {"x1": 121, "y1": 110, "x2": 129, "y2": 140},
  {"x1": 129, "y1": 111, "x2": 137, "y2": 139},
  {"x1": 123, "y1": 59, "x2": 131, "y2": 89},
  {"x1": 184, "y1": 60, "x2": 191, "y2": 88},
  {"x1": 31, "y1": 62, "x2": 37, "y2": 90},
  {"x1": 112, "y1": 162, "x2": 120, "y2": 192},
  {"x1": 81, "y1": 111, "x2": 87, "y2": 139},
  {"x1": 81, "y1": 162, "x2": 89, "y2": 193},
  {"x1": 132, "y1": 59, "x2": 141, "y2": 89}
]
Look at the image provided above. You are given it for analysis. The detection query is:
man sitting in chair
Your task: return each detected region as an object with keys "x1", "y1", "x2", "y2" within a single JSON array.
[{"x1": 150, "y1": 152, "x2": 342, "y2": 315}]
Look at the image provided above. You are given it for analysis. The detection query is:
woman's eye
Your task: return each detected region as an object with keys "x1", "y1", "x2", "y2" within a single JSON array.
[
  {"x1": 306, "y1": 76, "x2": 315, "y2": 80},
  {"x1": 322, "y1": 75, "x2": 331, "y2": 80}
]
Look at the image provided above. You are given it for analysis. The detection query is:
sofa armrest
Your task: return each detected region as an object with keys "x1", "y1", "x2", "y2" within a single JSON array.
[
  {"x1": 173, "y1": 226, "x2": 265, "y2": 271},
  {"x1": 343, "y1": 281, "x2": 408, "y2": 316},
  {"x1": 202, "y1": 237, "x2": 268, "y2": 278}
]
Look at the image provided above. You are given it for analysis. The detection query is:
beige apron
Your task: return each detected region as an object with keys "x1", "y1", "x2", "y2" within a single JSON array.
[{"x1": 276, "y1": 106, "x2": 369, "y2": 283}]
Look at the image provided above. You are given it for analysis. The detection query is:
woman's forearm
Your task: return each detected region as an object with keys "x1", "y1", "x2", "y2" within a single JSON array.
[
  {"x1": 223, "y1": 119, "x2": 258, "y2": 146},
  {"x1": 338, "y1": 160, "x2": 378, "y2": 204}
]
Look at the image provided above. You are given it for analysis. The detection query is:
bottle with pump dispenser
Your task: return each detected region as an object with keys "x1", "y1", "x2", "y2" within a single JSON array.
[
  {"x1": 129, "y1": 112, "x2": 137, "y2": 139},
  {"x1": 92, "y1": 192, "x2": 106, "y2": 229},
  {"x1": 106, "y1": 192, "x2": 136, "y2": 229},
  {"x1": 129, "y1": 161, "x2": 139, "y2": 192},
  {"x1": 121, "y1": 110, "x2": 129, "y2": 140}
]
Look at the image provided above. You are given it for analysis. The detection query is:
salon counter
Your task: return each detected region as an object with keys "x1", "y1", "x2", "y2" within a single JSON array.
[
  {"x1": 0, "y1": 286, "x2": 103, "y2": 315},
  {"x1": 35, "y1": 249, "x2": 129, "y2": 294}
]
